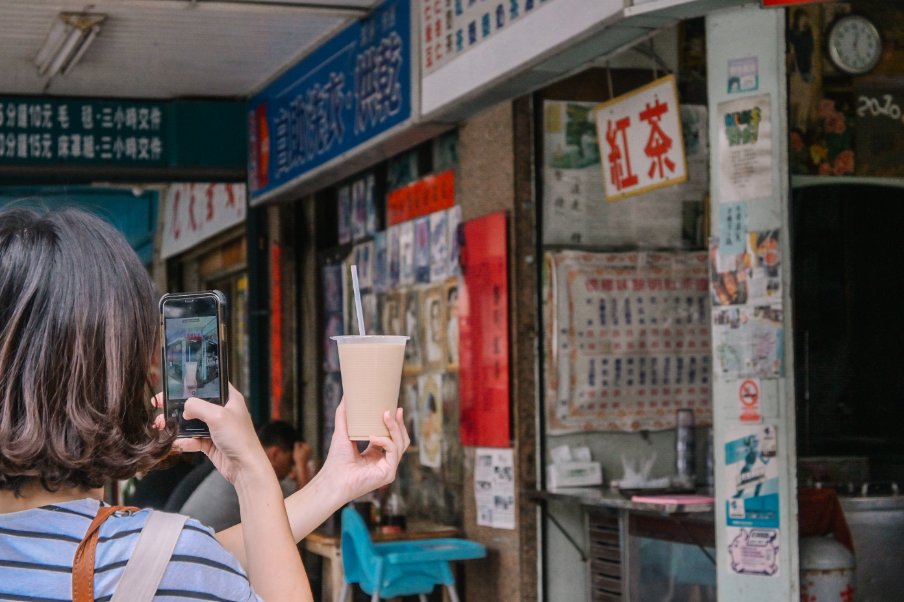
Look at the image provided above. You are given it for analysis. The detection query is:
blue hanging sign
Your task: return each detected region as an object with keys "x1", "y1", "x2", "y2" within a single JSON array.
[{"x1": 248, "y1": 0, "x2": 413, "y2": 204}]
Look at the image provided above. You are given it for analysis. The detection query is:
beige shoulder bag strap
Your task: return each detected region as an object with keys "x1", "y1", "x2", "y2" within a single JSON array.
[{"x1": 109, "y1": 510, "x2": 189, "y2": 602}]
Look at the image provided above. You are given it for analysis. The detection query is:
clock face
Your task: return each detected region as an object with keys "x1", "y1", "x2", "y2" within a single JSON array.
[{"x1": 828, "y1": 15, "x2": 882, "y2": 75}]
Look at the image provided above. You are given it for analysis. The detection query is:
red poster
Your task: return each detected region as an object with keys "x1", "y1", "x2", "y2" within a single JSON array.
[
  {"x1": 459, "y1": 212, "x2": 509, "y2": 447},
  {"x1": 270, "y1": 243, "x2": 283, "y2": 419},
  {"x1": 761, "y1": 0, "x2": 823, "y2": 6},
  {"x1": 387, "y1": 169, "x2": 455, "y2": 226}
]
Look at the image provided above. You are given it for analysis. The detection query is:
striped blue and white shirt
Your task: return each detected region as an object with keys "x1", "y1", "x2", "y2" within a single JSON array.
[{"x1": 0, "y1": 498, "x2": 260, "y2": 601}]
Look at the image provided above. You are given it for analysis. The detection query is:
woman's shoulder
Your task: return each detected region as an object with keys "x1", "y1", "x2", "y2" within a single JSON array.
[{"x1": 102, "y1": 507, "x2": 261, "y2": 601}]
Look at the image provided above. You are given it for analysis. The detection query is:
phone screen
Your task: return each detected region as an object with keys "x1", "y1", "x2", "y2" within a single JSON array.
[{"x1": 161, "y1": 293, "x2": 226, "y2": 434}]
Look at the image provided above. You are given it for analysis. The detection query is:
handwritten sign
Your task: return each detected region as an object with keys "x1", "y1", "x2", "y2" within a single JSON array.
[
  {"x1": 593, "y1": 75, "x2": 687, "y2": 201},
  {"x1": 161, "y1": 183, "x2": 247, "y2": 259}
]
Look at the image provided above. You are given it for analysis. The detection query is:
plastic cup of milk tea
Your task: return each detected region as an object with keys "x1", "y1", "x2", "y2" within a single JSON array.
[{"x1": 331, "y1": 335, "x2": 408, "y2": 440}]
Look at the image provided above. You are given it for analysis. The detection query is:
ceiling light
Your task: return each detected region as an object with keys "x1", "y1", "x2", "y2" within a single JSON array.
[{"x1": 35, "y1": 13, "x2": 106, "y2": 79}]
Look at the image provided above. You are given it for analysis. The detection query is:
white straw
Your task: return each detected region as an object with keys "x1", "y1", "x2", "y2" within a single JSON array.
[{"x1": 351, "y1": 264, "x2": 366, "y2": 335}]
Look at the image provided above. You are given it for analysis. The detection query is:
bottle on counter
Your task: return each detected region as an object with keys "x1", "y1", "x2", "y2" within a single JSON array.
[
  {"x1": 675, "y1": 409, "x2": 696, "y2": 489},
  {"x1": 381, "y1": 488, "x2": 407, "y2": 534}
]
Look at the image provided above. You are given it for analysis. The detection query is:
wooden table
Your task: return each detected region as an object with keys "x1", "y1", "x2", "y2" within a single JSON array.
[{"x1": 304, "y1": 520, "x2": 460, "y2": 602}]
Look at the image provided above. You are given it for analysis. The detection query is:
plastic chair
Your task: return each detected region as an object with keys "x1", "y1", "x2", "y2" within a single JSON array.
[{"x1": 339, "y1": 506, "x2": 486, "y2": 602}]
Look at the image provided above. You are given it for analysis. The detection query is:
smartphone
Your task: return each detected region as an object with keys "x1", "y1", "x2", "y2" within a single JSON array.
[{"x1": 159, "y1": 290, "x2": 229, "y2": 437}]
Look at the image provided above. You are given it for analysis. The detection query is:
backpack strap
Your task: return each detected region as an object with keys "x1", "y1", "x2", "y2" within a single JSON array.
[
  {"x1": 73, "y1": 505, "x2": 188, "y2": 602},
  {"x1": 72, "y1": 505, "x2": 139, "y2": 602},
  {"x1": 110, "y1": 510, "x2": 188, "y2": 602}
]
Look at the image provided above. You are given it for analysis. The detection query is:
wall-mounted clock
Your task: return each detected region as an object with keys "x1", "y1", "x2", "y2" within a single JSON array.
[{"x1": 827, "y1": 14, "x2": 883, "y2": 75}]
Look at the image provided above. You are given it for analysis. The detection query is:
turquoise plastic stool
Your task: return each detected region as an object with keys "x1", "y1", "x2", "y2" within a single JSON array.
[{"x1": 339, "y1": 505, "x2": 486, "y2": 602}]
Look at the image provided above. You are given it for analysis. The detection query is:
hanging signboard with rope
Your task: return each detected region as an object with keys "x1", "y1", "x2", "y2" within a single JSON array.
[{"x1": 593, "y1": 75, "x2": 687, "y2": 202}]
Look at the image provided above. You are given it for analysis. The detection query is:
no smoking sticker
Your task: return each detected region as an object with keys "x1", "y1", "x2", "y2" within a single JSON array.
[{"x1": 739, "y1": 378, "x2": 762, "y2": 423}]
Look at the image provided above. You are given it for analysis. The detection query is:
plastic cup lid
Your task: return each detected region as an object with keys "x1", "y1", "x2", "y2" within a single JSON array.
[{"x1": 331, "y1": 335, "x2": 409, "y2": 345}]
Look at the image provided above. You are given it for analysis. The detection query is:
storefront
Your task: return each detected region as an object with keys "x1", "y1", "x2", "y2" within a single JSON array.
[
  {"x1": 245, "y1": 0, "x2": 904, "y2": 600},
  {"x1": 158, "y1": 183, "x2": 251, "y2": 399}
]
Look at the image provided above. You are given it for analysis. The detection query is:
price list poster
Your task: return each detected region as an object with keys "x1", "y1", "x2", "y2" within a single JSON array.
[{"x1": 545, "y1": 251, "x2": 712, "y2": 433}]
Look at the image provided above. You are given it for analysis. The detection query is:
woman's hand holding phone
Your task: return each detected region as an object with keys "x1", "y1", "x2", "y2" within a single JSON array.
[{"x1": 153, "y1": 384, "x2": 311, "y2": 601}]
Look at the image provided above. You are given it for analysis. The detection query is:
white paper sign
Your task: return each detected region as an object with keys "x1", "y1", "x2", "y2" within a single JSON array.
[
  {"x1": 594, "y1": 75, "x2": 687, "y2": 201},
  {"x1": 161, "y1": 183, "x2": 246, "y2": 259},
  {"x1": 717, "y1": 94, "x2": 773, "y2": 202},
  {"x1": 475, "y1": 447, "x2": 515, "y2": 530}
]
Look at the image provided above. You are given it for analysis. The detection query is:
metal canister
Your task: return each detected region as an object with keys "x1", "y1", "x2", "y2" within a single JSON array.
[
  {"x1": 675, "y1": 409, "x2": 695, "y2": 483},
  {"x1": 799, "y1": 536, "x2": 856, "y2": 602}
]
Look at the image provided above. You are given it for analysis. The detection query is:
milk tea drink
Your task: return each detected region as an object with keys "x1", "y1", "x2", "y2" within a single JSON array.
[{"x1": 332, "y1": 335, "x2": 408, "y2": 440}]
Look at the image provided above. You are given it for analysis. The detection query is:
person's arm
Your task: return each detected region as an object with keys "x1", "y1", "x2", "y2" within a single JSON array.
[
  {"x1": 215, "y1": 401, "x2": 410, "y2": 567},
  {"x1": 169, "y1": 386, "x2": 312, "y2": 602}
]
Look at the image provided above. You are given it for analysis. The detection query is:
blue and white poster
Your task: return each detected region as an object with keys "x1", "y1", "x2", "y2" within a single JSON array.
[{"x1": 724, "y1": 424, "x2": 779, "y2": 529}]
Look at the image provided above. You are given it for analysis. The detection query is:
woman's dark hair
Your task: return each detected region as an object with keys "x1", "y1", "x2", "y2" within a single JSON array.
[{"x1": 0, "y1": 207, "x2": 174, "y2": 494}]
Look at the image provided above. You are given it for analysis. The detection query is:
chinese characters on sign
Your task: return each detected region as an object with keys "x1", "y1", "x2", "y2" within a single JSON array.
[
  {"x1": 593, "y1": 75, "x2": 687, "y2": 201},
  {"x1": 460, "y1": 212, "x2": 509, "y2": 447},
  {"x1": 387, "y1": 169, "x2": 455, "y2": 226},
  {"x1": 0, "y1": 98, "x2": 165, "y2": 164},
  {"x1": 422, "y1": 0, "x2": 558, "y2": 74},
  {"x1": 544, "y1": 250, "x2": 712, "y2": 433},
  {"x1": 248, "y1": 0, "x2": 412, "y2": 203},
  {"x1": 161, "y1": 183, "x2": 247, "y2": 259}
]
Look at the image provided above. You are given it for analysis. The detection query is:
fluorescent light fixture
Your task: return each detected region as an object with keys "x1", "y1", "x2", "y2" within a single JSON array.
[{"x1": 35, "y1": 13, "x2": 106, "y2": 79}]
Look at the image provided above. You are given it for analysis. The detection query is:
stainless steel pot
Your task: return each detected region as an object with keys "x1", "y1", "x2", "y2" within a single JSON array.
[{"x1": 840, "y1": 485, "x2": 904, "y2": 601}]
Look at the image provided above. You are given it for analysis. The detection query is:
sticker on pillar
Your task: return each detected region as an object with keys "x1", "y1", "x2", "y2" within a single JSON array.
[
  {"x1": 724, "y1": 424, "x2": 779, "y2": 529},
  {"x1": 717, "y1": 94, "x2": 773, "y2": 203},
  {"x1": 728, "y1": 57, "x2": 759, "y2": 94},
  {"x1": 712, "y1": 305, "x2": 784, "y2": 380},
  {"x1": 474, "y1": 447, "x2": 515, "y2": 530},
  {"x1": 718, "y1": 203, "x2": 748, "y2": 257},
  {"x1": 746, "y1": 230, "x2": 781, "y2": 304},
  {"x1": 727, "y1": 526, "x2": 780, "y2": 577},
  {"x1": 738, "y1": 378, "x2": 763, "y2": 423}
]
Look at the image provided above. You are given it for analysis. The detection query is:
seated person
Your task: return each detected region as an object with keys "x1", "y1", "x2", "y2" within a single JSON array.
[{"x1": 180, "y1": 420, "x2": 313, "y2": 531}]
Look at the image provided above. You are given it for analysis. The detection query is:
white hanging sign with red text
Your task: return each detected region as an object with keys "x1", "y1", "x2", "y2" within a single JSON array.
[
  {"x1": 161, "y1": 183, "x2": 246, "y2": 259},
  {"x1": 594, "y1": 75, "x2": 687, "y2": 201}
]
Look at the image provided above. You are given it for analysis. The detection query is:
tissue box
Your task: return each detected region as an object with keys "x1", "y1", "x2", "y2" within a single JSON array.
[{"x1": 547, "y1": 461, "x2": 603, "y2": 489}]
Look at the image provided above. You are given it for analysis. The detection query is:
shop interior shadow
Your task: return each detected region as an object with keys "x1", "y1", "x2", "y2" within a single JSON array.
[{"x1": 792, "y1": 182, "x2": 904, "y2": 486}]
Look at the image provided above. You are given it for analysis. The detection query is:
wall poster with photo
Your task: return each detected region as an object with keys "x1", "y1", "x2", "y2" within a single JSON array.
[
  {"x1": 444, "y1": 279, "x2": 460, "y2": 371},
  {"x1": 354, "y1": 241, "x2": 375, "y2": 291},
  {"x1": 351, "y1": 178, "x2": 367, "y2": 241},
  {"x1": 414, "y1": 216, "x2": 431, "y2": 284},
  {"x1": 382, "y1": 292, "x2": 403, "y2": 337},
  {"x1": 374, "y1": 231, "x2": 387, "y2": 292},
  {"x1": 400, "y1": 376, "x2": 419, "y2": 449},
  {"x1": 418, "y1": 372, "x2": 443, "y2": 469},
  {"x1": 365, "y1": 173, "x2": 378, "y2": 236},
  {"x1": 429, "y1": 210, "x2": 449, "y2": 283},
  {"x1": 399, "y1": 220, "x2": 415, "y2": 286},
  {"x1": 402, "y1": 289, "x2": 423, "y2": 374},
  {"x1": 388, "y1": 225, "x2": 401, "y2": 289},
  {"x1": 447, "y1": 205, "x2": 462, "y2": 276},
  {"x1": 423, "y1": 285, "x2": 446, "y2": 371}
]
